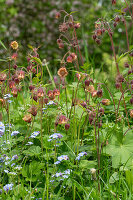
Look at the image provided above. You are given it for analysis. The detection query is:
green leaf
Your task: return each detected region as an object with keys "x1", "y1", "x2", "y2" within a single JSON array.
[
  {"x1": 79, "y1": 160, "x2": 96, "y2": 169},
  {"x1": 104, "y1": 130, "x2": 133, "y2": 168},
  {"x1": 23, "y1": 146, "x2": 41, "y2": 156},
  {"x1": 0, "y1": 40, "x2": 7, "y2": 50},
  {"x1": 31, "y1": 56, "x2": 42, "y2": 65},
  {"x1": 109, "y1": 172, "x2": 119, "y2": 184}
]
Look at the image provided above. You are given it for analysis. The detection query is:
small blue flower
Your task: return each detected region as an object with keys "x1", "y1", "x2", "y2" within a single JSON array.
[
  {"x1": 62, "y1": 175, "x2": 68, "y2": 179},
  {"x1": 30, "y1": 131, "x2": 40, "y2": 138},
  {"x1": 26, "y1": 142, "x2": 33, "y2": 145},
  {"x1": 7, "y1": 100, "x2": 12, "y2": 103},
  {"x1": 54, "y1": 161, "x2": 61, "y2": 165},
  {"x1": 3, "y1": 183, "x2": 13, "y2": 192},
  {"x1": 57, "y1": 155, "x2": 69, "y2": 161},
  {"x1": 64, "y1": 169, "x2": 71, "y2": 174},
  {"x1": 4, "y1": 94, "x2": 12, "y2": 99},
  {"x1": 11, "y1": 155, "x2": 18, "y2": 161},
  {"x1": 49, "y1": 133, "x2": 63, "y2": 140},
  {"x1": 55, "y1": 172, "x2": 62, "y2": 177},
  {"x1": 75, "y1": 152, "x2": 87, "y2": 161},
  {"x1": 11, "y1": 131, "x2": 19, "y2": 136}
]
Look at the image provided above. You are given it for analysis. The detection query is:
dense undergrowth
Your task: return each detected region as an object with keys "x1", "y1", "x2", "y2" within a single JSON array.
[{"x1": 0, "y1": 1, "x2": 133, "y2": 199}]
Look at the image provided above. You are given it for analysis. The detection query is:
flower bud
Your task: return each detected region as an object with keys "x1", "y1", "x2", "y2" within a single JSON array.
[{"x1": 65, "y1": 123, "x2": 70, "y2": 130}]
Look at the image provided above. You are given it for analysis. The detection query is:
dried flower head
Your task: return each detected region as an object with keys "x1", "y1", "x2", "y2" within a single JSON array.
[
  {"x1": 23, "y1": 114, "x2": 32, "y2": 123},
  {"x1": 10, "y1": 41, "x2": 18, "y2": 49},
  {"x1": 58, "y1": 67, "x2": 68, "y2": 78}
]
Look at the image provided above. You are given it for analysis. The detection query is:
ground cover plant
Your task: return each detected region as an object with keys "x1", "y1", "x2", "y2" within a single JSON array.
[{"x1": 0, "y1": 0, "x2": 133, "y2": 199}]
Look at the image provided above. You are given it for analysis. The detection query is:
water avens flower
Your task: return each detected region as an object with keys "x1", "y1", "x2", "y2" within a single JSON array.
[{"x1": 10, "y1": 41, "x2": 18, "y2": 49}]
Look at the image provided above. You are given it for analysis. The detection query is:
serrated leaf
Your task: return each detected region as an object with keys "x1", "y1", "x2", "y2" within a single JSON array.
[
  {"x1": 23, "y1": 146, "x2": 41, "y2": 156},
  {"x1": 79, "y1": 160, "x2": 96, "y2": 169}
]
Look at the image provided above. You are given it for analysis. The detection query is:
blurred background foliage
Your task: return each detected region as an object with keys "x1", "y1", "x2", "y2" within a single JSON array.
[{"x1": 0, "y1": 0, "x2": 132, "y2": 77}]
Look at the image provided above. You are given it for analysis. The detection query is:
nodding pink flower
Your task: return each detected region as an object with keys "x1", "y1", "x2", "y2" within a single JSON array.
[
  {"x1": 44, "y1": 98, "x2": 49, "y2": 104},
  {"x1": 11, "y1": 87, "x2": 18, "y2": 97},
  {"x1": 37, "y1": 88, "x2": 45, "y2": 98},
  {"x1": 65, "y1": 123, "x2": 70, "y2": 130},
  {"x1": 91, "y1": 90, "x2": 97, "y2": 97},
  {"x1": 17, "y1": 70, "x2": 25, "y2": 80},
  {"x1": 74, "y1": 23, "x2": 80, "y2": 29},
  {"x1": 0, "y1": 73, "x2": 7, "y2": 83},
  {"x1": 58, "y1": 115, "x2": 68, "y2": 125},
  {"x1": 22, "y1": 114, "x2": 32, "y2": 123},
  {"x1": 112, "y1": 0, "x2": 116, "y2": 5},
  {"x1": 9, "y1": 81, "x2": 15, "y2": 89},
  {"x1": 55, "y1": 12, "x2": 61, "y2": 19},
  {"x1": 11, "y1": 53, "x2": 18, "y2": 60},
  {"x1": 47, "y1": 90, "x2": 55, "y2": 100},
  {"x1": 53, "y1": 88, "x2": 60, "y2": 96},
  {"x1": 101, "y1": 99, "x2": 110, "y2": 106},
  {"x1": 29, "y1": 85, "x2": 35, "y2": 91},
  {"x1": 66, "y1": 55, "x2": 73, "y2": 63},
  {"x1": 97, "y1": 89, "x2": 103, "y2": 98},
  {"x1": 28, "y1": 106, "x2": 37, "y2": 116},
  {"x1": 70, "y1": 53, "x2": 77, "y2": 61}
]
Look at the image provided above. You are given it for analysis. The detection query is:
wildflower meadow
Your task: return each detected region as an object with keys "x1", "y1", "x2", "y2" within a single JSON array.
[{"x1": 0, "y1": 0, "x2": 133, "y2": 199}]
